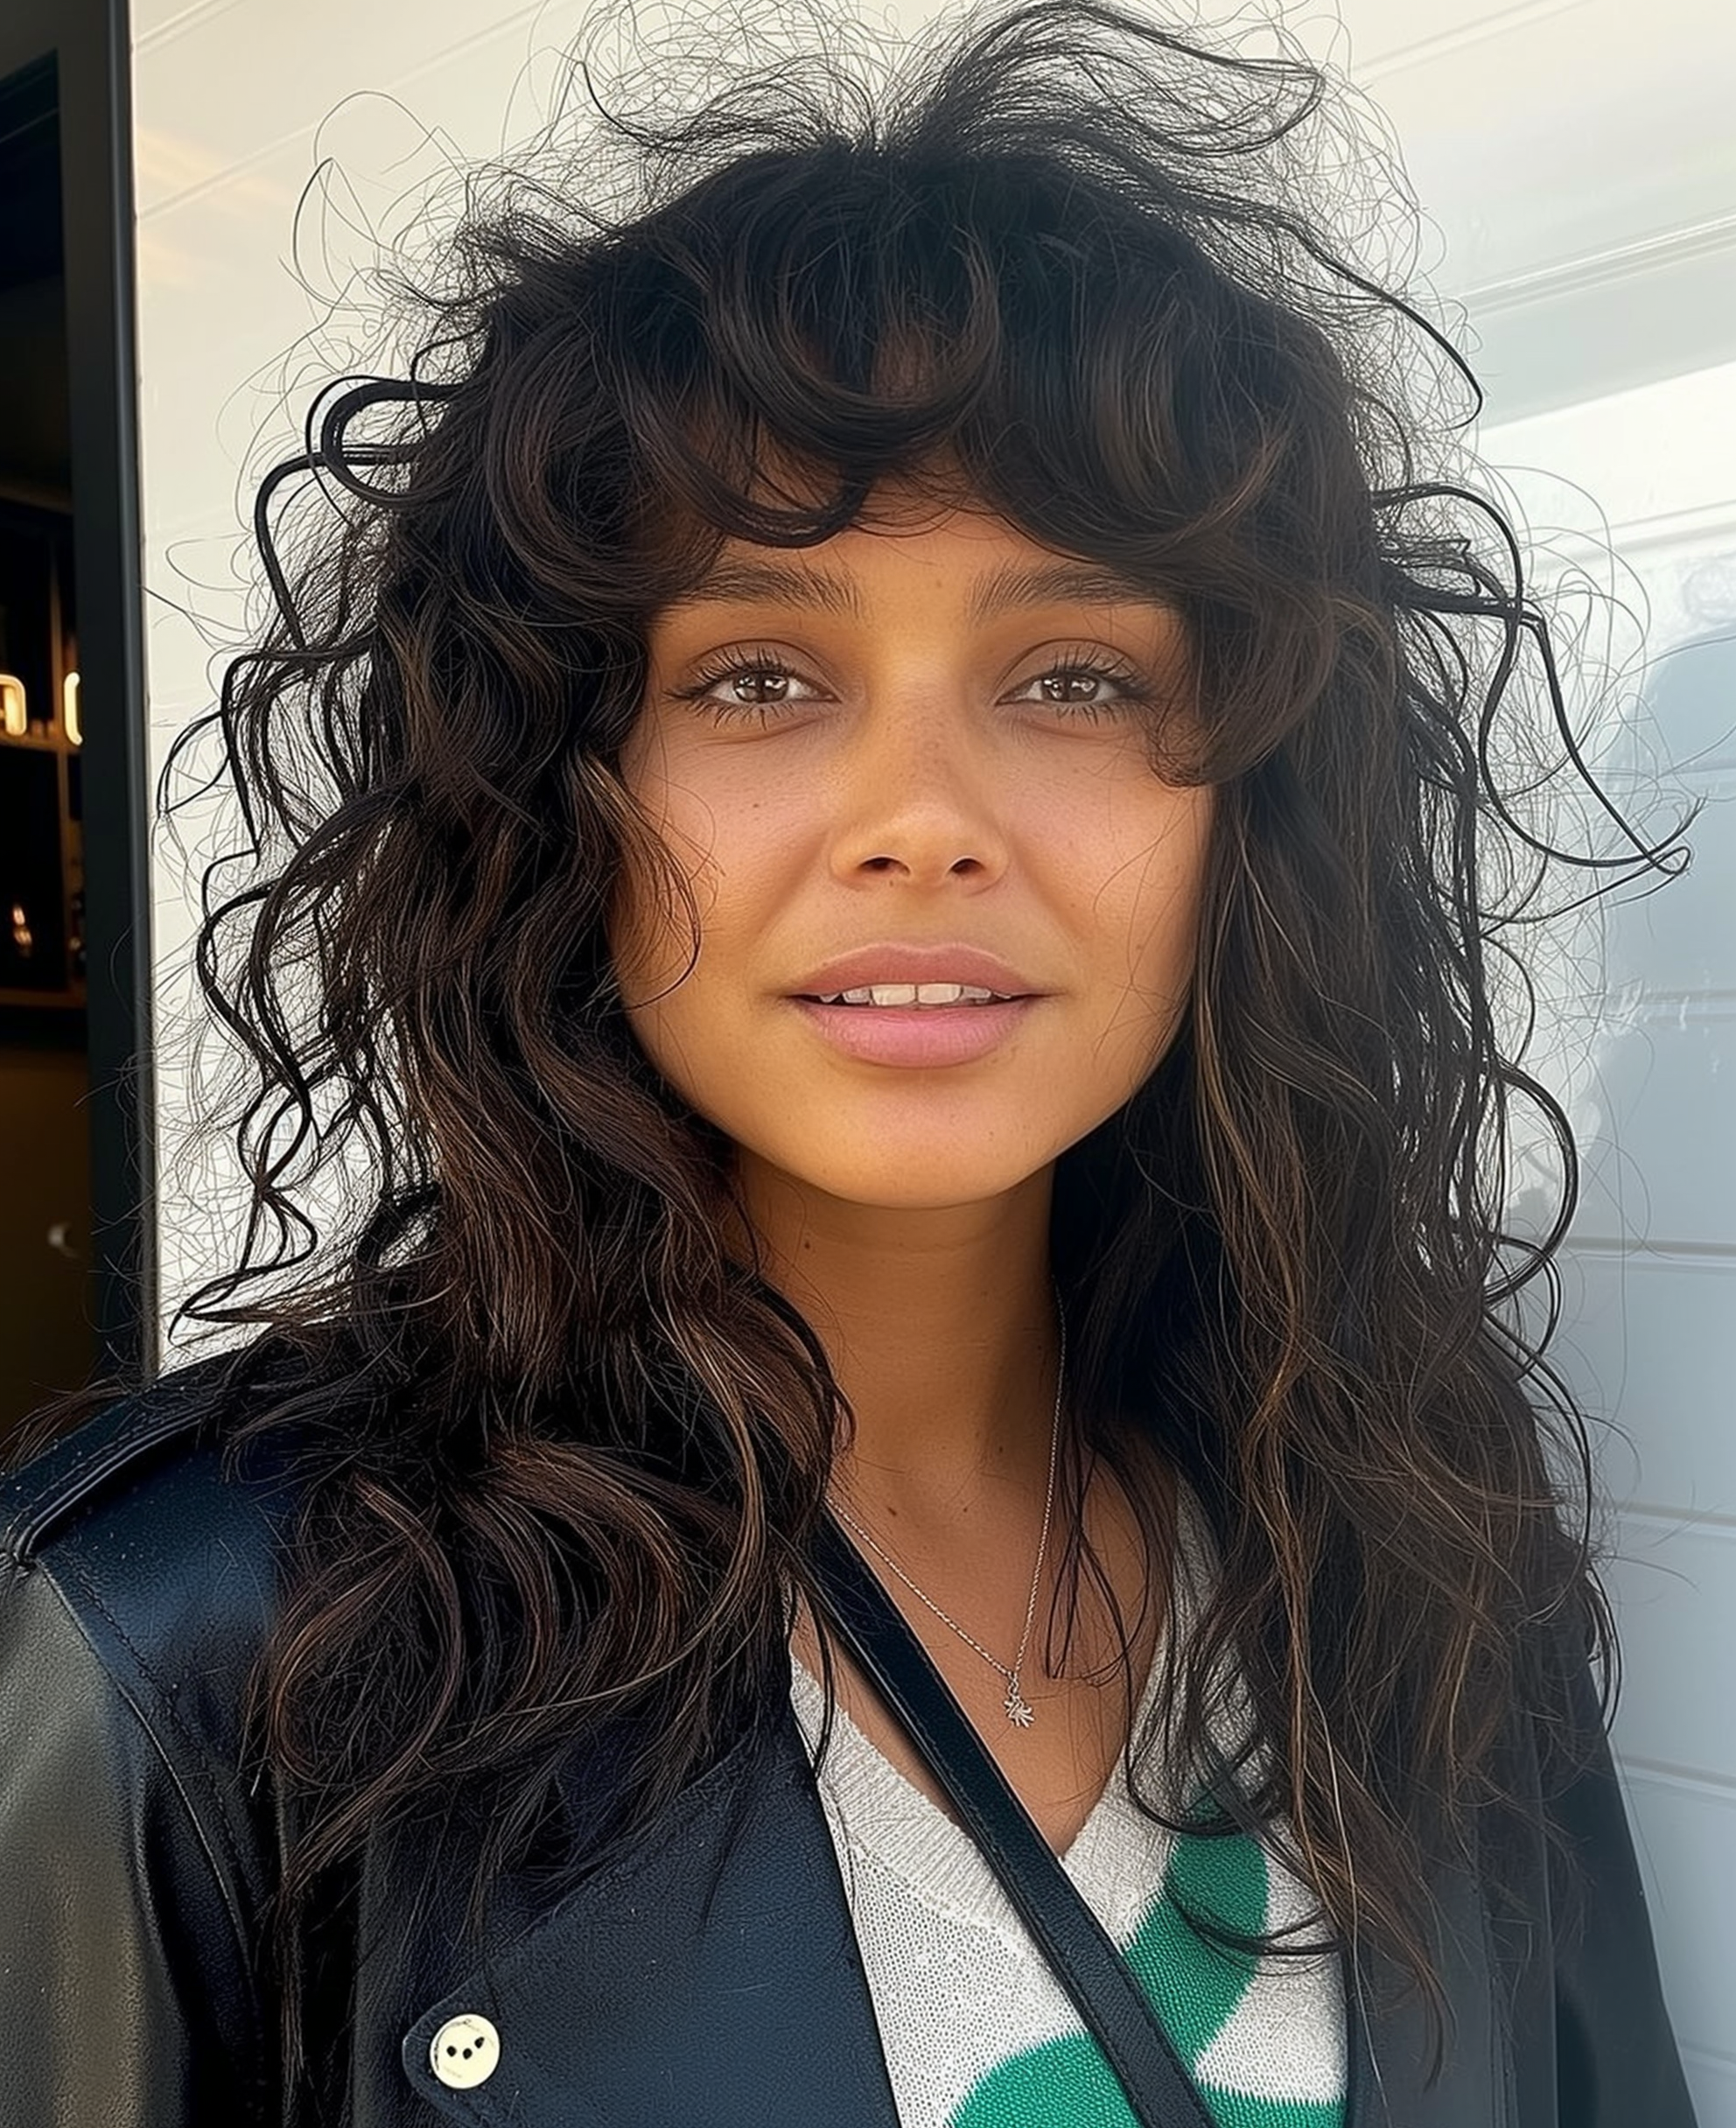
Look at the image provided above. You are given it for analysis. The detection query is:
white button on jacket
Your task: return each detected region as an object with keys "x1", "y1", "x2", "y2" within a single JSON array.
[{"x1": 431, "y1": 2014, "x2": 500, "y2": 2090}]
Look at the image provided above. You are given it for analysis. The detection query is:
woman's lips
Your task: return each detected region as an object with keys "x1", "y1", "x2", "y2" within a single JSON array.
[{"x1": 792, "y1": 996, "x2": 1037, "y2": 1067}]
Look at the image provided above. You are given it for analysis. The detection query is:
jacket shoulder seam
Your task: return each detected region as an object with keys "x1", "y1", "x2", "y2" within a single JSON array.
[{"x1": 1, "y1": 1377, "x2": 217, "y2": 1564}]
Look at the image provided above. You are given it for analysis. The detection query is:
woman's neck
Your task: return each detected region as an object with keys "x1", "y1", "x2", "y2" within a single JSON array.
[{"x1": 735, "y1": 1153, "x2": 1064, "y2": 1522}]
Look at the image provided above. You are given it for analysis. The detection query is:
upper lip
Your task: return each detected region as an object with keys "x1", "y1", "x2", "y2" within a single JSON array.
[{"x1": 791, "y1": 945, "x2": 1043, "y2": 998}]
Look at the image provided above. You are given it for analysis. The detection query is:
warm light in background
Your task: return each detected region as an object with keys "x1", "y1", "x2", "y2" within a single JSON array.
[
  {"x1": 62, "y1": 670, "x2": 80, "y2": 746},
  {"x1": 0, "y1": 675, "x2": 24, "y2": 738}
]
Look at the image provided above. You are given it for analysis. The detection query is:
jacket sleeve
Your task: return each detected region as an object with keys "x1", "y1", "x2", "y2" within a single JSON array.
[
  {"x1": 0, "y1": 1556, "x2": 272, "y2": 2127},
  {"x1": 1543, "y1": 1665, "x2": 1698, "y2": 2127}
]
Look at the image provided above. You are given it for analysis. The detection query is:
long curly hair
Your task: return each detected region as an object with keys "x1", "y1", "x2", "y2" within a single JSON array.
[{"x1": 147, "y1": 0, "x2": 1676, "y2": 2076}]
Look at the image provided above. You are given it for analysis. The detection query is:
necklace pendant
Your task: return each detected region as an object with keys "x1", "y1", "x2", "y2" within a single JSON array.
[{"x1": 1004, "y1": 1684, "x2": 1036, "y2": 1728}]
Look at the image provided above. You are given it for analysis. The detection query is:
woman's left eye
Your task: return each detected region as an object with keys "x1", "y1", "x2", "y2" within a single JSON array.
[{"x1": 1006, "y1": 659, "x2": 1149, "y2": 718}]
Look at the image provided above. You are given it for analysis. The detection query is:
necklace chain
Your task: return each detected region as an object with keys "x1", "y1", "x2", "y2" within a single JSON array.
[{"x1": 826, "y1": 1299, "x2": 1065, "y2": 1728}]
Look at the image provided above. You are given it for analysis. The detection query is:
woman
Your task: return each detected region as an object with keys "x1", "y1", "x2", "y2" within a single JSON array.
[{"x1": 0, "y1": 4, "x2": 1696, "y2": 2123}]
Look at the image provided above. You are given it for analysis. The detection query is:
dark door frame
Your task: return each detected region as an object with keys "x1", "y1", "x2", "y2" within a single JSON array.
[{"x1": 0, "y1": 0, "x2": 154, "y2": 1382}]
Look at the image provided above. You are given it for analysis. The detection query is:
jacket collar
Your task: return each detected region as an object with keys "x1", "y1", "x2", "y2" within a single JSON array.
[
  {"x1": 401, "y1": 1712, "x2": 900, "y2": 2126},
  {"x1": 400, "y1": 1704, "x2": 1509, "y2": 2128}
]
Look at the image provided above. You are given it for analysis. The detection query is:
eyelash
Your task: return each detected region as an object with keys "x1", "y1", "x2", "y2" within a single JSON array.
[{"x1": 670, "y1": 643, "x2": 1158, "y2": 724}]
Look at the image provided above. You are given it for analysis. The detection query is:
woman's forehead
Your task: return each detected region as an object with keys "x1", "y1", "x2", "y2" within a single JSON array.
[
  {"x1": 655, "y1": 472, "x2": 1176, "y2": 614},
  {"x1": 670, "y1": 536, "x2": 1173, "y2": 620}
]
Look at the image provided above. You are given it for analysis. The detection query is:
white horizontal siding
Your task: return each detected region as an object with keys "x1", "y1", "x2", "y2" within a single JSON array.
[
  {"x1": 1605, "y1": 1519, "x2": 1736, "y2": 1779},
  {"x1": 132, "y1": 0, "x2": 547, "y2": 219},
  {"x1": 1567, "y1": 1004, "x2": 1736, "y2": 1250},
  {"x1": 1485, "y1": 354, "x2": 1736, "y2": 2111},
  {"x1": 1548, "y1": 1252, "x2": 1736, "y2": 1517}
]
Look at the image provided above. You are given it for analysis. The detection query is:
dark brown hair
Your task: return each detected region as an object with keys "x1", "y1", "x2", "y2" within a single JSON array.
[{"x1": 141, "y1": 0, "x2": 1676, "y2": 2078}]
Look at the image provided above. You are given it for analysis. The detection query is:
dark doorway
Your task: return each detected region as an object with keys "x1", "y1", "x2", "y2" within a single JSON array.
[{"x1": 0, "y1": 0, "x2": 150, "y2": 1445}]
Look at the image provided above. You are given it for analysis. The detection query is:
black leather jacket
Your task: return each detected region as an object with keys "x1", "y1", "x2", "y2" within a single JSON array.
[{"x1": 0, "y1": 1372, "x2": 1698, "y2": 2127}]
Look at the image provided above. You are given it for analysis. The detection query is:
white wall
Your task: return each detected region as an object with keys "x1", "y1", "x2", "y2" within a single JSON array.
[
  {"x1": 1481, "y1": 366, "x2": 1736, "y2": 2116},
  {"x1": 131, "y1": 0, "x2": 1736, "y2": 2106}
]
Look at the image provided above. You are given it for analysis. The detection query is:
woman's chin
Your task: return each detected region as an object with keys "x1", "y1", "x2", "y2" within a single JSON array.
[{"x1": 737, "y1": 1139, "x2": 1060, "y2": 1219}]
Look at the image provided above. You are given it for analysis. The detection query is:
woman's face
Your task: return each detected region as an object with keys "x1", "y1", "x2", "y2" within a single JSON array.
[{"x1": 612, "y1": 489, "x2": 1214, "y2": 1214}]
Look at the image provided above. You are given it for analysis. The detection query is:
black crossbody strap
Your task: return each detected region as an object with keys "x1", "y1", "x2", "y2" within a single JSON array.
[{"x1": 811, "y1": 1513, "x2": 1216, "y2": 2128}]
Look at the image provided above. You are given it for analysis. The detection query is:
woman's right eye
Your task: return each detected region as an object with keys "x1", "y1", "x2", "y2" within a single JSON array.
[{"x1": 670, "y1": 650, "x2": 825, "y2": 721}]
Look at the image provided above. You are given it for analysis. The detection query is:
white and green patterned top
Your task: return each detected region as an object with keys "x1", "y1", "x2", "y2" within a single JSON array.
[{"x1": 789, "y1": 1517, "x2": 1345, "y2": 2128}]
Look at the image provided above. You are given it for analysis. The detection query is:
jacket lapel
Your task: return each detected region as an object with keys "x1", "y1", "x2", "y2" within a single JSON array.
[
  {"x1": 402, "y1": 1700, "x2": 1510, "y2": 2128},
  {"x1": 402, "y1": 1713, "x2": 901, "y2": 2127}
]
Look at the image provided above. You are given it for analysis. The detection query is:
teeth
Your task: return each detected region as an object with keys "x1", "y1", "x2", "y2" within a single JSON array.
[{"x1": 817, "y1": 983, "x2": 1010, "y2": 1007}]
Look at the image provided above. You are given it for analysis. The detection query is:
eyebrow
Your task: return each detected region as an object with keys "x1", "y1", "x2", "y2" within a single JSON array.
[{"x1": 666, "y1": 556, "x2": 1171, "y2": 620}]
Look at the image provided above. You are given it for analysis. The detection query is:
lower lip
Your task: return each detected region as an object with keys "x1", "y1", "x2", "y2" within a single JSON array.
[{"x1": 792, "y1": 998, "x2": 1038, "y2": 1067}]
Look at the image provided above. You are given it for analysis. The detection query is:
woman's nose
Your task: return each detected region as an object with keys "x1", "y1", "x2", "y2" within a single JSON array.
[{"x1": 825, "y1": 690, "x2": 1012, "y2": 888}]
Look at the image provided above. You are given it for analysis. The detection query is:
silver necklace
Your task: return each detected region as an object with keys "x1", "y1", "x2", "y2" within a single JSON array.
[{"x1": 827, "y1": 1303, "x2": 1066, "y2": 1728}]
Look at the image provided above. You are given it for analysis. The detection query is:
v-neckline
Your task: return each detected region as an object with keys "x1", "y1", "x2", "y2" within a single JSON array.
[
  {"x1": 789, "y1": 1483, "x2": 1214, "y2": 1908},
  {"x1": 789, "y1": 1637, "x2": 1171, "y2": 1878}
]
